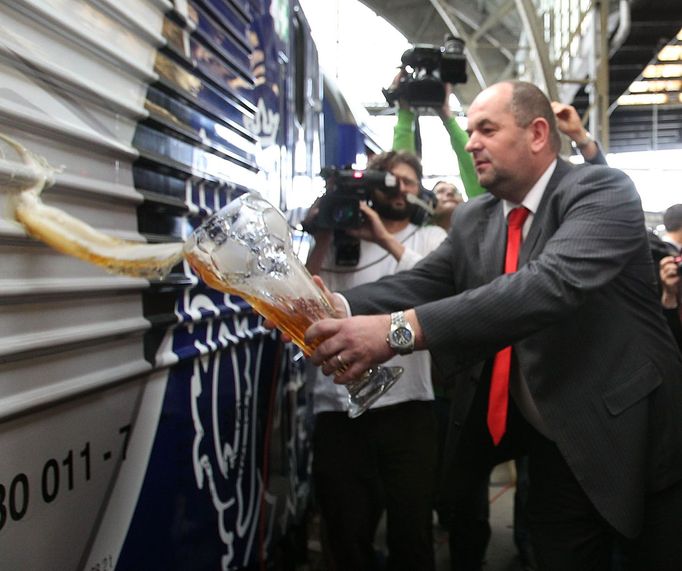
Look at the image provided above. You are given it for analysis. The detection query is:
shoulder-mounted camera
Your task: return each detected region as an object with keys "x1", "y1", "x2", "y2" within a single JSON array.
[
  {"x1": 383, "y1": 35, "x2": 467, "y2": 108},
  {"x1": 308, "y1": 166, "x2": 436, "y2": 266},
  {"x1": 315, "y1": 166, "x2": 436, "y2": 230},
  {"x1": 316, "y1": 167, "x2": 398, "y2": 230}
]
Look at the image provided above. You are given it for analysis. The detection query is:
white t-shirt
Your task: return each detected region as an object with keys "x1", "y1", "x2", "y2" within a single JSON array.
[{"x1": 311, "y1": 223, "x2": 447, "y2": 414}]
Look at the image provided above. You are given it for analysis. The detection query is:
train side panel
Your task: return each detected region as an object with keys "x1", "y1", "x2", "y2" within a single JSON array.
[{"x1": 0, "y1": 0, "x2": 319, "y2": 569}]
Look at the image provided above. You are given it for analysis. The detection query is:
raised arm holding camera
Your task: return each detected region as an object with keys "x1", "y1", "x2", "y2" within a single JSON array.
[
  {"x1": 386, "y1": 37, "x2": 485, "y2": 204},
  {"x1": 303, "y1": 150, "x2": 447, "y2": 571}
]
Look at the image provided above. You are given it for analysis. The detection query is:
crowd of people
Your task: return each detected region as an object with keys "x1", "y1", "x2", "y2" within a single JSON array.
[{"x1": 270, "y1": 77, "x2": 682, "y2": 571}]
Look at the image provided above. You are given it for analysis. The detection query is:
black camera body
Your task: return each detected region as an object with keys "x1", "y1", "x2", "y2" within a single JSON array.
[
  {"x1": 312, "y1": 166, "x2": 436, "y2": 266},
  {"x1": 316, "y1": 167, "x2": 398, "y2": 230},
  {"x1": 383, "y1": 35, "x2": 467, "y2": 107}
]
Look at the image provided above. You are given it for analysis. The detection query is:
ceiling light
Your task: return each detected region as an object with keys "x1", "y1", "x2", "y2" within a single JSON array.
[
  {"x1": 629, "y1": 79, "x2": 682, "y2": 93},
  {"x1": 658, "y1": 45, "x2": 682, "y2": 62},
  {"x1": 642, "y1": 64, "x2": 682, "y2": 78},
  {"x1": 617, "y1": 93, "x2": 669, "y2": 106}
]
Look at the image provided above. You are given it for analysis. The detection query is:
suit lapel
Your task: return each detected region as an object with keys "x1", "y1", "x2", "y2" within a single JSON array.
[
  {"x1": 519, "y1": 159, "x2": 571, "y2": 267},
  {"x1": 479, "y1": 201, "x2": 507, "y2": 281},
  {"x1": 520, "y1": 217, "x2": 543, "y2": 267}
]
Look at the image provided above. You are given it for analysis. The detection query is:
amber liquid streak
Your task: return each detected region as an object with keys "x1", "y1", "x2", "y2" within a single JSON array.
[
  {"x1": 186, "y1": 252, "x2": 333, "y2": 354},
  {"x1": 16, "y1": 204, "x2": 183, "y2": 279}
]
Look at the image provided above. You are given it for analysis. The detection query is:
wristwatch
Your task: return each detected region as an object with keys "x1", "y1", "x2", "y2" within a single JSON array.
[
  {"x1": 387, "y1": 311, "x2": 415, "y2": 355},
  {"x1": 574, "y1": 131, "x2": 594, "y2": 149}
]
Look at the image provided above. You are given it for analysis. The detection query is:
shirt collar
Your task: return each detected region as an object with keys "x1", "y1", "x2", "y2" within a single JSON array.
[{"x1": 502, "y1": 159, "x2": 558, "y2": 219}]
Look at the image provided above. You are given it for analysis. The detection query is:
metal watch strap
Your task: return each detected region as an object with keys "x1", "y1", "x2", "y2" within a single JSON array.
[
  {"x1": 391, "y1": 311, "x2": 405, "y2": 329},
  {"x1": 574, "y1": 132, "x2": 594, "y2": 149},
  {"x1": 387, "y1": 311, "x2": 414, "y2": 355}
]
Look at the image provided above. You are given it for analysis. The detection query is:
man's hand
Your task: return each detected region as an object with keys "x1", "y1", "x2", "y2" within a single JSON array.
[
  {"x1": 551, "y1": 101, "x2": 585, "y2": 141},
  {"x1": 660, "y1": 256, "x2": 681, "y2": 308},
  {"x1": 346, "y1": 203, "x2": 406, "y2": 261},
  {"x1": 552, "y1": 101, "x2": 599, "y2": 160},
  {"x1": 389, "y1": 68, "x2": 410, "y2": 110},
  {"x1": 262, "y1": 275, "x2": 348, "y2": 342},
  {"x1": 312, "y1": 275, "x2": 349, "y2": 318},
  {"x1": 346, "y1": 202, "x2": 390, "y2": 243},
  {"x1": 305, "y1": 313, "x2": 395, "y2": 383}
]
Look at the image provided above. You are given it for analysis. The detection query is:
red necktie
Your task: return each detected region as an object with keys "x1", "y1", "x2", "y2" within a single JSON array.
[{"x1": 487, "y1": 206, "x2": 531, "y2": 445}]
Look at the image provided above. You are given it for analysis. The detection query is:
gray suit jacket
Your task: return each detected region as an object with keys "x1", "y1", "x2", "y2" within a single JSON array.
[{"x1": 344, "y1": 158, "x2": 682, "y2": 537}]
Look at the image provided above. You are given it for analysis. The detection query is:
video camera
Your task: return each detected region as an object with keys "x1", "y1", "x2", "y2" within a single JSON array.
[
  {"x1": 310, "y1": 166, "x2": 436, "y2": 266},
  {"x1": 316, "y1": 167, "x2": 399, "y2": 230},
  {"x1": 383, "y1": 35, "x2": 467, "y2": 108}
]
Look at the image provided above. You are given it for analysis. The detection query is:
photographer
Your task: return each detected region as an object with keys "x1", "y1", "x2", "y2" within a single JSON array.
[
  {"x1": 660, "y1": 255, "x2": 682, "y2": 352},
  {"x1": 304, "y1": 150, "x2": 447, "y2": 571},
  {"x1": 659, "y1": 204, "x2": 682, "y2": 352}
]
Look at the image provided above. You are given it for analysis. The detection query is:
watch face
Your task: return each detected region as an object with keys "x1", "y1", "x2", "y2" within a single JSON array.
[{"x1": 392, "y1": 326, "x2": 413, "y2": 346}]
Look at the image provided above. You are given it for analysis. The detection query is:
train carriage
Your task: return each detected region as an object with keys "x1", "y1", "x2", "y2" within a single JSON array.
[{"x1": 0, "y1": 1, "x2": 372, "y2": 569}]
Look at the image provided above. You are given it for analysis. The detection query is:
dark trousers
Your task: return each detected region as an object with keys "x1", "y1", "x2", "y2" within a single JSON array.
[
  {"x1": 528, "y1": 436, "x2": 682, "y2": 571},
  {"x1": 313, "y1": 401, "x2": 438, "y2": 571},
  {"x1": 443, "y1": 382, "x2": 528, "y2": 571},
  {"x1": 436, "y1": 393, "x2": 533, "y2": 567},
  {"x1": 444, "y1": 377, "x2": 682, "y2": 571}
]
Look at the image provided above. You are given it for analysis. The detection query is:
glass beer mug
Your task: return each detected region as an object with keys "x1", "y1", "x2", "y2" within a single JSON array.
[{"x1": 183, "y1": 192, "x2": 402, "y2": 418}]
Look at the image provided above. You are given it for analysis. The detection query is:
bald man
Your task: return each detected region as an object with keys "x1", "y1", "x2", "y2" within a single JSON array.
[{"x1": 304, "y1": 81, "x2": 682, "y2": 570}]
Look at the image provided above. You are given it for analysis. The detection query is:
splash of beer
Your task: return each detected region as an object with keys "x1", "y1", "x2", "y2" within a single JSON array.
[{"x1": 3, "y1": 134, "x2": 184, "y2": 279}]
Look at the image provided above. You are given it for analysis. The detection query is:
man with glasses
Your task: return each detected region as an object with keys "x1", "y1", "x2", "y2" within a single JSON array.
[{"x1": 303, "y1": 150, "x2": 447, "y2": 571}]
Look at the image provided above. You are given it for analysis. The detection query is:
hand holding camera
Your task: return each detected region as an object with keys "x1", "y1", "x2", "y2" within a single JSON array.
[
  {"x1": 345, "y1": 201, "x2": 392, "y2": 245},
  {"x1": 660, "y1": 255, "x2": 682, "y2": 309},
  {"x1": 304, "y1": 163, "x2": 436, "y2": 266},
  {"x1": 383, "y1": 35, "x2": 467, "y2": 108},
  {"x1": 303, "y1": 167, "x2": 404, "y2": 266}
]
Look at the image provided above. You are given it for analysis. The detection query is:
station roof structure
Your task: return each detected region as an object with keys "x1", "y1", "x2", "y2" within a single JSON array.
[{"x1": 360, "y1": 0, "x2": 682, "y2": 153}]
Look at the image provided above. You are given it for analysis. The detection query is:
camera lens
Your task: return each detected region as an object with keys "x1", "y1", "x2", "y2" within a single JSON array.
[{"x1": 443, "y1": 34, "x2": 464, "y2": 54}]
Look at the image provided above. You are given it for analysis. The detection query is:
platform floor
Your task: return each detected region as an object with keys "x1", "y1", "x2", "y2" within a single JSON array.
[
  {"x1": 304, "y1": 462, "x2": 528, "y2": 571},
  {"x1": 435, "y1": 461, "x2": 526, "y2": 571}
]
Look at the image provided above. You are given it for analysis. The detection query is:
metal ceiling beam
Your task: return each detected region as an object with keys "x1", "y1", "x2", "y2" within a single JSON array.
[
  {"x1": 360, "y1": 0, "x2": 682, "y2": 152},
  {"x1": 427, "y1": 0, "x2": 488, "y2": 89},
  {"x1": 413, "y1": 6, "x2": 438, "y2": 39},
  {"x1": 448, "y1": 4, "x2": 516, "y2": 62},
  {"x1": 514, "y1": 0, "x2": 559, "y2": 101},
  {"x1": 591, "y1": 0, "x2": 610, "y2": 150},
  {"x1": 470, "y1": 0, "x2": 515, "y2": 48}
]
